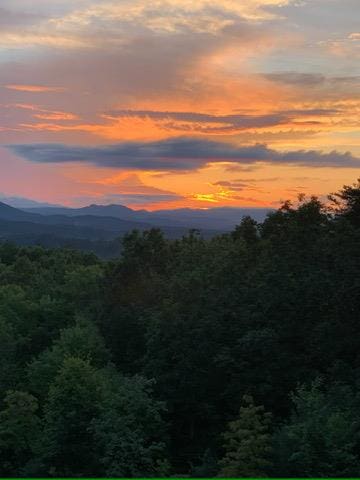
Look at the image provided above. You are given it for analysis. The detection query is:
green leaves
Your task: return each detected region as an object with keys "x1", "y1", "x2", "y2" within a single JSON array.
[
  {"x1": 219, "y1": 395, "x2": 272, "y2": 478},
  {"x1": 274, "y1": 380, "x2": 360, "y2": 477},
  {"x1": 28, "y1": 318, "x2": 110, "y2": 399},
  {"x1": 92, "y1": 374, "x2": 167, "y2": 477},
  {"x1": 39, "y1": 357, "x2": 104, "y2": 477},
  {"x1": 0, "y1": 391, "x2": 40, "y2": 476}
]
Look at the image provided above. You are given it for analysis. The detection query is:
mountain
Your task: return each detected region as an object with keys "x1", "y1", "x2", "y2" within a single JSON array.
[
  {"x1": 151, "y1": 207, "x2": 271, "y2": 229},
  {"x1": 25, "y1": 204, "x2": 272, "y2": 230},
  {"x1": 24, "y1": 204, "x2": 142, "y2": 221},
  {"x1": 0, "y1": 201, "x2": 43, "y2": 222},
  {"x1": 0, "y1": 200, "x2": 270, "y2": 257},
  {"x1": 0, "y1": 202, "x2": 151, "y2": 232},
  {"x1": 0, "y1": 196, "x2": 62, "y2": 209},
  {"x1": 0, "y1": 202, "x2": 218, "y2": 259}
]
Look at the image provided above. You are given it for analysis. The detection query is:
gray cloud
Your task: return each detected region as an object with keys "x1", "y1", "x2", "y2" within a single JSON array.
[
  {"x1": 213, "y1": 176, "x2": 280, "y2": 191},
  {"x1": 0, "y1": 8, "x2": 43, "y2": 28},
  {"x1": 213, "y1": 180, "x2": 249, "y2": 191},
  {"x1": 90, "y1": 173, "x2": 184, "y2": 204},
  {"x1": 9, "y1": 137, "x2": 360, "y2": 171},
  {"x1": 0, "y1": 6, "x2": 273, "y2": 127},
  {"x1": 266, "y1": 72, "x2": 360, "y2": 87},
  {"x1": 283, "y1": 108, "x2": 341, "y2": 116},
  {"x1": 0, "y1": 19, "x2": 257, "y2": 93},
  {"x1": 265, "y1": 72, "x2": 326, "y2": 86},
  {"x1": 105, "y1": 109, "x2": 290, "y2": 132},
  {"x1": 100, "y1": 193, "x2": 183, "y2": 205},
  {"x1": 104, "y1": 108, "x2": 341, "y2": 135}
]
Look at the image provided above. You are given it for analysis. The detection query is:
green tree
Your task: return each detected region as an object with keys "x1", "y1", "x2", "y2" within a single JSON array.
[
  {"x1": 0, "y1": 391, "x2": 40, "y2": 476},
  {"x1": 0, "y1": 318, "x2": 20, "y2": 392},
  {"x1": 38, "y1": 357, "x2": 168, "y2": 477},
  {"x1": 232, "y1": 215, "x2": 259, "y2": 245},
  {"x1": 219, "y1": 395, "x2": 272, "y2": 477},
  {"x1": 91, "y1": 374, "x2": 168, "y2": 477},
  {"x1": 274, "y1": 380, "x2": 360, "y2": 477},
  {"x1": 38, "y1": 357, "x2": 103, "y2": 477},
  {"x1": 28, "y1": 318, "x2": 110, "y2": 400},
  {"x1": 329, "y1": 178, "x2": 360, "y2": 226}
]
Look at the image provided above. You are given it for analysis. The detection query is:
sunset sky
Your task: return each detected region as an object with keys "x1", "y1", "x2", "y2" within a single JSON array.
[{"x1": 0, "y1": 0, "x2": 359, "y2": 209}]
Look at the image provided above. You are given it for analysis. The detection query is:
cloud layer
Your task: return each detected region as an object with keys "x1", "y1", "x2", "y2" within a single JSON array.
[
  {"x1": 0, "y1": 1, "x2": 359, "y2": 208},
  {"x1": 10, "y1": 138, "x2": 360, "y2": 171}
]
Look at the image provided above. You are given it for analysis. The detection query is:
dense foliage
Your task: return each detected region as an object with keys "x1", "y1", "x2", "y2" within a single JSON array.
[{"x1": 2, "y1": 180, "x2": 360, "y2": 477}]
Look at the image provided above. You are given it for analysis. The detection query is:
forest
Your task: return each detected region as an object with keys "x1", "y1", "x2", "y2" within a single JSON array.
[{"x1": 1, "y1": 179, "x2": 360, "y2": 478}]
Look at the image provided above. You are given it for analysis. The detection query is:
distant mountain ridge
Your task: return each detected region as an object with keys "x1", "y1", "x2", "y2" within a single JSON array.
[
  {"x1": 0, "y1": 200, "x2": 272, "y2": 256},
  {"x1": 0, "y1": 202, "x2": 219, "y2": 257},
  {"x1": 24, "y1": 203, "x2": 272, "y2": 230},
  {"x1": 0, "y1": 195, "x2": 61, "y2": 209},
  {"x1": 0, "y1": 201, "x2": 189, "y2": 239},
  {"x1": 0, "y1": 201, "x2": 42, "y2": 222}
]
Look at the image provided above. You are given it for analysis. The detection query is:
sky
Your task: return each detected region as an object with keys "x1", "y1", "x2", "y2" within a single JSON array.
[{"x1": 0, "y1": 0, "x2": 359, "y2": 209}]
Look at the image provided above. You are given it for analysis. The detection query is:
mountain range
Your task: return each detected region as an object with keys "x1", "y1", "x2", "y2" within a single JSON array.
[
  {"x1": 0, "y1": 199, "x2": 272, "y2": 257},
  {"x1": 23, "y1": 203, "x2": 271, "y2": 230}
]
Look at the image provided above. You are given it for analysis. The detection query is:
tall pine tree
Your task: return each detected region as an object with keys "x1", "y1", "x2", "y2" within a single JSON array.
[{"x1": 219, "y1": 395, "x2": 272, "y2": 477}]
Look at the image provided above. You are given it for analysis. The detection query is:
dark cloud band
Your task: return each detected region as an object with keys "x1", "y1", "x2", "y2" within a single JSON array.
[
  {"x1": 104, "y1": 110, "x2": 290, "y2": 131},
  {"x1": 101, "y1": 193, "x2": 183, "y2": 204},
  {"x1": 8, "y1": 137, "x2": 360, "y2": 171}
]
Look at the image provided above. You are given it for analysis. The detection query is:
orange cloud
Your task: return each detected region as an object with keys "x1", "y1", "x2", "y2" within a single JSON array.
[
  {"x1": 33, "y1": 112, "x2": 78, "y2": 121},
  {"x1": 5, "y1": 84, "x2": 66, "y2": 93},
  {"x1": 192, "y1": 193, "x2": 219, "y2": 203}
]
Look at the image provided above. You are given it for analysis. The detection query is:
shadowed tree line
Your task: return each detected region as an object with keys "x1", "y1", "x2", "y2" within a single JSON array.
[{"x1": 1, "y1": 180, "x2": 360, "y2": 477}]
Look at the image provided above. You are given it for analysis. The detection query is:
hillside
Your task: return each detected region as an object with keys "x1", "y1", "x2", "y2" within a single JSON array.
[
  {"x1": 24, "y1": 203, "x2": 271, "y2": 230},
  {"x1": 0, "y1": 201, "x2": 218, "y2": 255}
]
